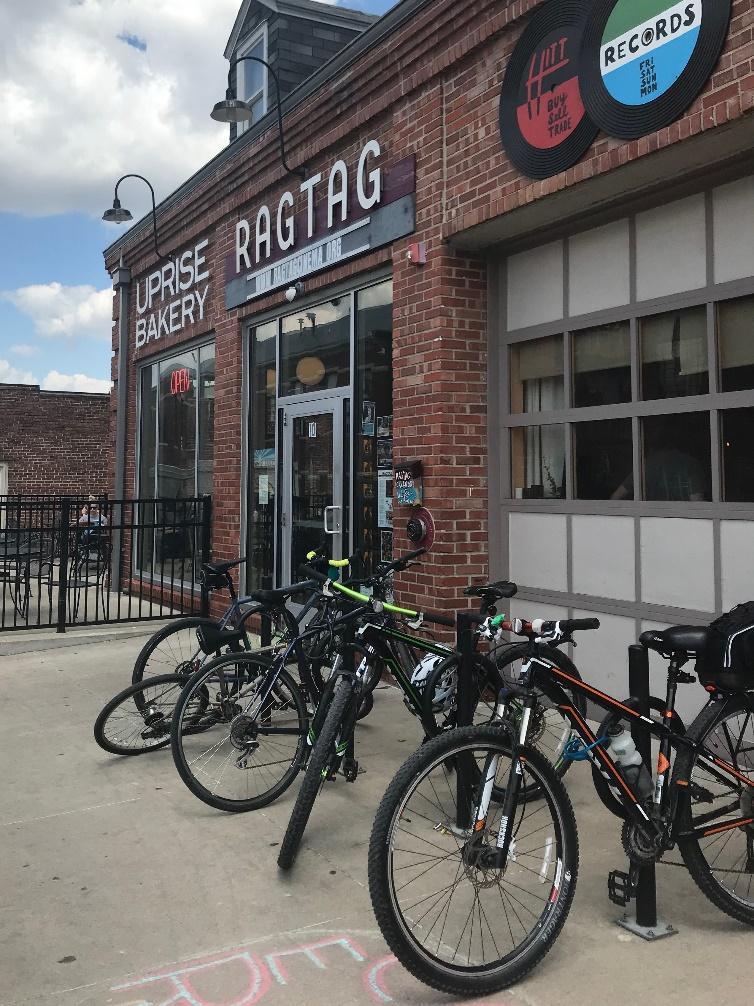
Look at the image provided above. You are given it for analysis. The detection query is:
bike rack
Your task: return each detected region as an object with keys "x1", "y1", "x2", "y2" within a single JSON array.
[{"x1": 615, "y1": 644, "x2": 678, "y2": 942}]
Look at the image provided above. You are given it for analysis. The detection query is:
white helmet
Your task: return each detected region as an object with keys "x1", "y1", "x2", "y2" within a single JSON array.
[{"x1": 410, "y1": 655, "x2": 457, "y2": 714}]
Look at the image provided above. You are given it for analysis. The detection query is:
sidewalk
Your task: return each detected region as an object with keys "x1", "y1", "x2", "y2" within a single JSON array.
[{"x1": 0, "y1": 635, "x2": 750, "y2": 1006}]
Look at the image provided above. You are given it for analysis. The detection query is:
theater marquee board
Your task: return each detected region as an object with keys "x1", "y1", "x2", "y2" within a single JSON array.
[
  {"x1": 225, "y1": 142, "x2": 416, "y2": 309},
  {"x1": 499, "y1": 0, "x2": 598, "y2": 180},
  {"x1": 580, "y1": 0, "x2": 732, "y2": 139}
]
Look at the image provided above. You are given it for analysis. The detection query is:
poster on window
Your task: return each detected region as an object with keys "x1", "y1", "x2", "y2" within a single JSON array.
[
  {"x1": 377, "y1": 437, "x2": 393, "y2": 468},
  {"x1": 378, "y1": 470, "x2": 393, "y2": 528},
  {"x1": 377, "y1": 414, "x2": 392, "y2": 438},
  {"x1": 361, "y1": 401, "x2": 375, "y2": 436}
]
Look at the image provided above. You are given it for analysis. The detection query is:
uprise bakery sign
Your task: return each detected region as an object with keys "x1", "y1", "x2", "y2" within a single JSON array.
[{"x1": 135, "y1": 240, "x2": 210, "y2": 349}]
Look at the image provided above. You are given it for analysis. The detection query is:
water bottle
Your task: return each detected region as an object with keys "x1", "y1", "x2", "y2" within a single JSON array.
[{"x1": 606, "y1": 724, "x2": 653, "y2": 802}]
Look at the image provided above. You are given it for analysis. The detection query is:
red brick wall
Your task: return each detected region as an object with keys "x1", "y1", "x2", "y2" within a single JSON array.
[
  {"x1": 0, "y1": 384, "x2": 110, "y2": 496},
  {"x1": 105, "y1": 0, "x2": 754, "y2": 615}
]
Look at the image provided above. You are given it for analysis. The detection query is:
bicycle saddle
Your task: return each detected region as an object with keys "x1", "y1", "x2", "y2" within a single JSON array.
[
  {"x1": 463, "y1": 580, "x2": 518, "y2": 600},
  {"x1": 249, "y1": 581, "x2": 313, "y2": 605},
  {"x1": 640, "y1": 625, "x2": 711, "y2": 656},
  {"x1": 202, "y1": 557, "x2": 247, "y2": 576}
]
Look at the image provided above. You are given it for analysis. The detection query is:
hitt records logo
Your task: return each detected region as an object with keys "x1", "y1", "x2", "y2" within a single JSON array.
[
  {"x1": 499, "y1": 0, "x2": 598, "y2": 180},
  {"x1": 580, "y1": 0, "x2": 731, "y2": 139}
]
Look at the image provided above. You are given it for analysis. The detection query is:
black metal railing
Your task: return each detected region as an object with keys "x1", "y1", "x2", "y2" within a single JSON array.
[{"x1": 0, "y1": 495, "x2": 211, "y2": 632}]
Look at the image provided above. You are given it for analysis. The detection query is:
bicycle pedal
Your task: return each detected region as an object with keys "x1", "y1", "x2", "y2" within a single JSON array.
[
  {"x1": 343, "y1": 760, "x2": 359, "y2": 782},
  {"x1": 608, "y1": 869, "x2": 634, "y2": 907}
]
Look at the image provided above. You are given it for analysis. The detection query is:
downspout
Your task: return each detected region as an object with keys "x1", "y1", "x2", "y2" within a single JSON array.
[{"x1": 111, "y1": 257, "x2": 132, "y2": 593}]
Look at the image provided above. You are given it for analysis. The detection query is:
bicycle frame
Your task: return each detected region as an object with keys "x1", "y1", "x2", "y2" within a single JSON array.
[{"x1": 516, "y1": 649, "x2": 754, "y2": 844}]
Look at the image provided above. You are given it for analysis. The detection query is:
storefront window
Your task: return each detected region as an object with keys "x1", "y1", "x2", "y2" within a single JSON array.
[
  {"x1": 247, "y1": 321, "x2": 277, "y2": 591},
  {"x1": 722, "y1": 409, "x2": 754, "y2": 502},
  {"x1": 137, "y1": 342, "x2": 215, "y2": 580},
  {"x1": 573, "y1": 323, "x2": 631, "y2": 407},
  {"x1": 511, "y1": 425, "x2": 566, "y2": 499},
  {"x1": 510, "y1": 335, "x2": 564, "y2": 414},
  {"x1": 574, "y1": 419, "x2": 633, "y2": 500},
  {"x1": 280, "y1": 298, "x2": 350, "y2": 396},
  {"x1": 356, "y1": 280, "x2": 393, "y2": 572},
  {"x1": 641, "y1": 413, "x2": 711, "y2": 501},
  {"x1": 641, "y1": 306, "x2": 708, "y2": 400},
  {"x1": 719, "y1": 296, "x2": 754, "y2": 393}
]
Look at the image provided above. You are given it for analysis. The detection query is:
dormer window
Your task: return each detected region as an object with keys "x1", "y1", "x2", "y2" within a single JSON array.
[{"x1": 237, "y1": 25, "x2": 268, "y2": 133}]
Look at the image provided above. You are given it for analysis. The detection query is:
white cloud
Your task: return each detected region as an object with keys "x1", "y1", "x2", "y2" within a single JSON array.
[
  {"x1": 2, "y1": 283, "x2": 113, "y2": 340},
  {"x1": 41, "y1": 371, "x2": 112, "y2": 394},
  {"x1": 0, "y1": 0, "x2": 340, "y2": 218},
  {"x1": 8, "y1": 343, "x2": 39, "y2": 357},
  {"x1": 0, "y1": 359, "x2": 36, "y2": 384}
]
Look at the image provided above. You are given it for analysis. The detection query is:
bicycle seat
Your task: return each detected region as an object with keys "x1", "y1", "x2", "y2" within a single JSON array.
[
  {"x1": 463, "y1": 580, "x2": 518, "y2": 600},
  {"x1": 640, "y1": 625, "x2": 711, "y2": 656},
  {"x1": 202, "y1": 557, "x2": 246, "y2": 576},
  {"x1": 249, "y1": 581, "x2": 313, "y2": 606}
]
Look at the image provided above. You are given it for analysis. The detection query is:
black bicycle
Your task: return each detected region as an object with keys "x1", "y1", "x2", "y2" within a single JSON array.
[{"x1": 368, "y1": 614, "x2": 754, "y2": 996}]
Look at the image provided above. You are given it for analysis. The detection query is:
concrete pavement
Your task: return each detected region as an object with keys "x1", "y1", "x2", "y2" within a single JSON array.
[{"x1": 0, "y1": 629, "x2": 751, "y2": 1006}]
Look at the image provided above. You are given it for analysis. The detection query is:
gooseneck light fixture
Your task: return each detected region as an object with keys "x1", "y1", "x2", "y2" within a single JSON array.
[
  {"x1": 102, "y1": 174, "x2": 164, "y2": 259},
  {"x1": 211, "y1": 55, "x2": 307, "y2": 180}
]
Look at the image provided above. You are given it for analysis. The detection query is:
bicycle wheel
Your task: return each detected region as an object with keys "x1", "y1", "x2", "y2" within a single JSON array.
[
  {"x1": 674, "y1": 695, "x2": 754, "y2": 925},
  {"x1": 278, "y1": 676, "x2": 355, "y2": 871},
  {"x1": 132, "y1": 616, "x2": 237, "y2": 686},
  {"x1": 368, "y1": 724, "x2": 578, "y2": 996},
  {"x1": 491, "y1": 643, "x2": 586, "y2": 780},
  {"x1": 171, "y1": 652, "x2": 308, "y2": 812},
  {"x1": 94, "y1": 674, "x2": 206, "y2": 755}
]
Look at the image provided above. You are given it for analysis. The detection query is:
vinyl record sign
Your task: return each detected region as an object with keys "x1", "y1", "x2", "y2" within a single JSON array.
[
  {"x1": 580, "y1": 0, "x2": 731, "y2": 139},
  {"x1": 500, "y1": 0, "x2": 598, "y2": 180}
]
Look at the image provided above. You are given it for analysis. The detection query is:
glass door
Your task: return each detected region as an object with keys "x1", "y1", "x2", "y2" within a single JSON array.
[{"x1": 281, "y1": 399, "x2": 344, "y2": 585}]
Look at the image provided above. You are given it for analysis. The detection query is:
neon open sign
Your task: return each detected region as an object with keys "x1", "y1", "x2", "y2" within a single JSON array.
[{"x1": 170, "y1": 368, "x2": 192, "y2": 395}]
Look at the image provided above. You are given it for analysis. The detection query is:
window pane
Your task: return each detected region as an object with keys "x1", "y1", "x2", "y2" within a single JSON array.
[
  {"x1": 511, "y1": 425, "x2": 565, "y2": 499},
  {"x1": 642, "y1": 413, "x2": 711, "y2": 501},
  {"x1": 242, "y1": 39, "x2": 265, "y2": 100},
  {"x1": 510, "y1": 335, "x2": 564, "y2": 414},
  {"x1": 280, "y1": 297, "x2": 350, "y2": 395},
  {"x1": 356, "y1": 281, "x2": 393, "y2": 574},
  {"x1": 197, "y1": 345, "x2": 215, "y2": 497},
  {"x1": 248, "y1": 321, "x2": 278, "y2": 591},
  {"x1": 719, "y1": 296, "x2": 754, "y2": 392},
  {"x1": 138, "y1": 365, "x2": 157, "y2": 498},
  {"x1": 157, "y1": 352, "x2": 197, "y2": 498},
  {"x1": 722, "y1": 409, "x2": 754, "y2": 502},
  {"x1": 641, "y1": 306, "x2": 708, "y2": 400},
  {"x1": 573, "y1": 322, "x2": 631, "y2": 407},
  {"x1": 574, "y1": 419, "x2": 633, "y2": 500}
]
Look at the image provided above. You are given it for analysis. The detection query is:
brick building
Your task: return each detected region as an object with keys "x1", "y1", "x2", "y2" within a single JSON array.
[
  {"x1": 105, "y1": 0, "x2": 754, "y2": 702},
  {"x1": 0, "y1": 384, "x2": 109, "y2": 497}
]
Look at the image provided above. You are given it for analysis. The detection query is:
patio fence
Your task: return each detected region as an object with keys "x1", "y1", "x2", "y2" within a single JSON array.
[{"x1": 0, "y1": 494, "x2": 211, "y2": 632}]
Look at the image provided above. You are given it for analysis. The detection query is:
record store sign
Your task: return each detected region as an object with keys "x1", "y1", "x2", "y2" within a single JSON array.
[{"x1": 226, "y1": 142, "x2": 416, "y2": 308}]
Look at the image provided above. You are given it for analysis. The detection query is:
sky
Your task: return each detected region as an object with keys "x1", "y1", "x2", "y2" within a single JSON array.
[{"x1": 0, "y1": 0, "x2": 393, "y2": 393}]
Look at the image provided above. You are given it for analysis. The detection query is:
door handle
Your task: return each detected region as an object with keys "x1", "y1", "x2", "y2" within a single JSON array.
[{"x1": 324, "y1": 506, "x2": 342, "y2": 535}]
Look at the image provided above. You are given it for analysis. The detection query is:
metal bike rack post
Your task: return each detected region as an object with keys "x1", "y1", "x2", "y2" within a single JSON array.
[
  {"x1": 455, "y1": 612, "x2": 476, "y2": 828},
  {"x1": 616, "y1": 643, "x2": 677, "y2": 941}
]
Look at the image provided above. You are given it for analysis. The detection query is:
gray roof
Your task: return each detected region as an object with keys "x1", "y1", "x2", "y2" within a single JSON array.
[{"x1": 104, "y1": 0, "x2": 430, "y2": 264}]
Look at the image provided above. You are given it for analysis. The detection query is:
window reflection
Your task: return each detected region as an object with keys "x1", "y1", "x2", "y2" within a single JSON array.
[
  {"x1": 510, "y1": 335, "x2": 564, "y2": 414},
  {"x1": 573, "y1": 322, "x2": 631, "y2": 407},
  {"x1": 575, "y1": 419, "x2": 633, "y2": 500},
  {"x1": 641, "y1": 307, "x2": 708, "y2": 400},
  {"x1": 641, "y1": 414, "x2": 711, "y2": 501},
  {"x1": 280, "y1": 299, "x2": 350, "y2": 395},
  {"x1": 511, "y1": 426, "x2": 566, "y2": 499},
  {"x1": 719, "y1": 296, "x2": 754, "y2": 393},
  {"x1": 248, "y1": 322, "x2": 277, "y2": 591},
  {"x1": 722, "y1": 409, "x2": 754, "y2": 502}
]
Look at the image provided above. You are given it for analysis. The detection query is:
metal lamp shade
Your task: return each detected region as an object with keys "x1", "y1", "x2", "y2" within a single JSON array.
[{"x1": 211, "y1": 98, "x2": 253, "y2": 123}]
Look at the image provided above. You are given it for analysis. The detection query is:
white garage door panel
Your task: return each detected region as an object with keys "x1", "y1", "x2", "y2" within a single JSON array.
[
  {"x1": 569, "y1": 220, "x2": 631, "y2": 317},
  {"x1": 720, "y1": 521, "x2": 754, "y2": 612},
  {"x1": 713, "y1": 176, "x2": 754, "y2": 284},
  {"x1": 571, "y1": 515, "x2": 635, "y2": 601},
  {"x1": 507, "y1": 241, "x2": 564, "y2": 331},
  {"x1": 636, "y1": 194, "x2": 707, "y2": 301},
  {"x1": 509, "y1": 513, "x2": 568, "y2": 592},
  {"x1": 640, "y1": 518, "x2": 714, "y2": 612}
]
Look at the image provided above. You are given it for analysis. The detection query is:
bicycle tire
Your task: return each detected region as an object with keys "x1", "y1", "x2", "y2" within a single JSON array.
[
  {"x1": 94, "y1": 674, "x2": 185, "y2": 755},
  {"x1": 278, "y1": 676, "x2": 355, "y2": 870},
  {"x1": 673, "y1": 694, "x2": 754, "y2": 925},
  {"x1": 171, "y1": 653, "x2": 308, "y2": 813},
  {"x1": 368, "y1": 724, "x2": 579, "y2": 996},
  {"x1": 132, "y1": 616, "x2": 234, "y2": 687}
]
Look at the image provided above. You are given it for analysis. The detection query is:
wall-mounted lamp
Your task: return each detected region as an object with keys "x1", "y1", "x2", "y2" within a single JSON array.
[{"x1": 102, "y1": 174, "x2": 164, "y2": 260}]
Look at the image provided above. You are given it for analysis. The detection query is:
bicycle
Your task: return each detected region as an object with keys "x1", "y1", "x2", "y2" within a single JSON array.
[
  {"x1": 93, "y1": 563, "x2": 327, "y2": 756},
  {"x1": 368, "y1": 614, "x2": 754, "y2": 996},
  {"x1": 275, "y1": 563, "x2": 520, "y2": 870}
]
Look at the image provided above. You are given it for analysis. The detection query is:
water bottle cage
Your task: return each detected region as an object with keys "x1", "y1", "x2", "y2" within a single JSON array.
[{"x1": 563, "y1": 735, "x2": 609, "y2": 762}]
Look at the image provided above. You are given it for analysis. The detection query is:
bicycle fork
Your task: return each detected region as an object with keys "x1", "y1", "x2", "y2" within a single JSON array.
[{"x1": 468, "y1": 693, "x2": 535, "y2": 870}]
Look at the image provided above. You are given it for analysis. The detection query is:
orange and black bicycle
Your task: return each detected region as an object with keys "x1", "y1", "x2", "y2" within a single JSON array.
[{"x1": 368, "y1": 614, "x2": 754, "y2": 996}]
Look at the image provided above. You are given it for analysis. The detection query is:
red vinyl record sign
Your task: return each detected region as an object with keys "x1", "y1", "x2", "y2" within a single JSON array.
[{"x1": 500, "y1": 0, "x2": 598, "y2": 179}]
